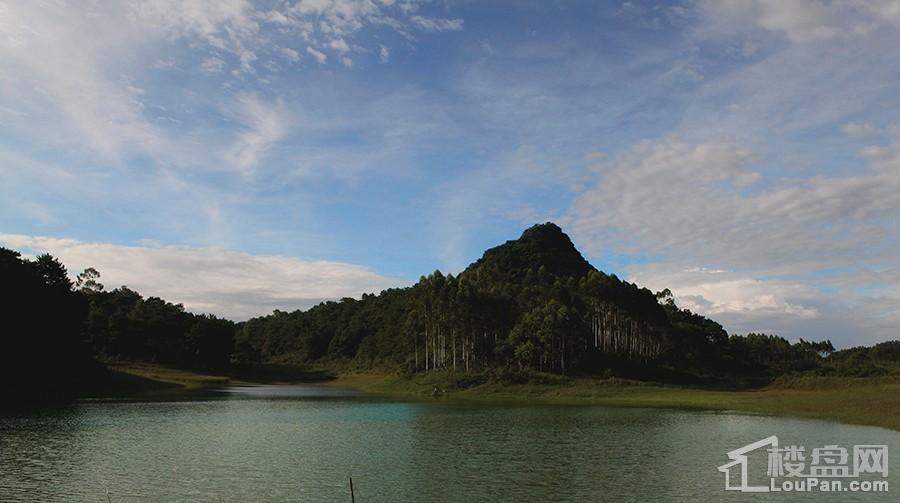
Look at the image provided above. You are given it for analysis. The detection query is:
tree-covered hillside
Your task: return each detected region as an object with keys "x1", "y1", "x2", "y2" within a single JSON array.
[
  {"x1": 232, "y1": 223, "x2": 849, "y2": 383},
  {"x1": 235, "y1": 223, "x2": 671, "y2": 373},
  {"x1": 4, "y1": 223, "x2": 898, "y2": 401},
  {"x1": 2, "y1": 247, "x2": 234, "y2": 406}
]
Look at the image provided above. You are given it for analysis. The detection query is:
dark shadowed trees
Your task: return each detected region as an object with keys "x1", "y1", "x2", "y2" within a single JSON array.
[
  {"x1": 1, "y1": 248, "x2": 93, "y2": 404},
  {"x1": 6, "y1": 222, "x2": 896, "y2": 397}
]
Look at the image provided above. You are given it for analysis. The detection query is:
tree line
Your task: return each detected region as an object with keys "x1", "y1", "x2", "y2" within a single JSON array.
[
  {"x1": 3, "y1": 223, "x2": 898, "y2": 401},
  {"x1": 232, "y1": 224, "x2": 900, "y2": 384},
  {"x1": 2, "y1": 247, "x2": 234, "y2": 404}
]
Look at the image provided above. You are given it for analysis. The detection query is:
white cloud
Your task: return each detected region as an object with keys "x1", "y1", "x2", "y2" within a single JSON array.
[
  {"x1": 306, "y1": 46, "x2": 328, "y2": 64},
  {"x1": 0, "y1": 1, "x2": 169, "y2": 161},
  {"x1": 661, "y1": 59, "x2": 704, "y2": 83},
  {"x1": 629, "y1": 264, "x2": 820, "y2": 322},
  {"x1": 238, "y1": 49, "x2": 258, "y2": 73},
  {"x1": 201, "y1": 55, "x2": 226, "y2": 73},
  {"x1": 540, "y1": 2, "x2": 900, "y2": 346},
  {"x1": 223, "y1": 94, "x2": 291, "y2": 175},
  {"x1": 0, "y1": 234, "x2": 402, "y2": 320},
  {"x1": 0, "y1": 0, "x2": 466, "y2": 172},
  {"x1": 627, "y1": 262, "x2": 897, "y2": 346},
  {"x1": 289, "y1": 0, "x2": 380, "y2": 30},
  {"x1": 673, "y1": 34, "x2": 899, "y2": 149},
  {"x1": 379, "y1": 44, "x2": 390, "y2": 63},
  {"x1": 134, "y1": 0, "x2": 262, "y2": 73},
  {"x1": 409, "y1": 15, "x2": 464, "y2": 32},
  {"x1": 842, "y1": 122, "x2": 881, "y2": 138},
  {"x1": 566, "y1": 137, "x2": 900, "y2": 344},
  {"x1": 569, "y1": 137, "x2": 899, "y2": 274},
  {"x1": 276, "y1": 0, "x2": 463, "y2": 62},
  {"x1": 329, "y1": 38, "x2": 350, "y2": 53},
  {"x1": 280, "y1": 47, "x2": 301, "y2": 63},
  {"x1": 341, "y1": 56, "x2": 354, "y2": 68},
  {"x1": 262, "y1": 10, "x2": 293, "y2": 26},
  {"x1": 698, "y1": 0, "x2": 900, "y2": 43},
  {"x1": 628, "y1": 263, "x2": 900, "y2": 347}
]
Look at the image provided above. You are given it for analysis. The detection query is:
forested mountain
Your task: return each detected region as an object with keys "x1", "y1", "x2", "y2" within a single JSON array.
[
  {"x1": 232, "y1": 223, "x2": 852, "y2": 383},
  {"x1": 463, "y1": 222, "x2": 594, "y2": 280},
  {"x1": 235, "y1": 223, "x2": 673, "y2": 375},
  {"x1": 4, "y1": 222, "x2": 898, "y2": 402}
]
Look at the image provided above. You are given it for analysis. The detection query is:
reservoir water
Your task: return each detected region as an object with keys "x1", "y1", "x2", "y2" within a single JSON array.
[{"x1": 1, "y1": 385, "x2": 896, "y2": 502}]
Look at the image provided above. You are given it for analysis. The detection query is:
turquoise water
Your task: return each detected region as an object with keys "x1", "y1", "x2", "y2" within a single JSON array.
[{"x1": 1, "y1": 385, "x2": 896, "y2": 502}]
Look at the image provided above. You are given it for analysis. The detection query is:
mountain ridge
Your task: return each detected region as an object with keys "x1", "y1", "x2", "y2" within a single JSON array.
[
  {"x1": 4, "y1": 225, "x2": 895, "y2": 410},
  {"x1": 460, "y1": 222, "x2": 595, "y2": 283},
  {"x1": 235, "y1": 222, "x2": 697, "y2": 376}
]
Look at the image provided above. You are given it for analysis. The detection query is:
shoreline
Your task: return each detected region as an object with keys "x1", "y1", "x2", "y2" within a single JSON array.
[
  {"x1": 329, "y1": 372, "x2": 900, "y2": 432},
  {"x1": 103, "y1": 362, "x2": 900, "y2": 432}
]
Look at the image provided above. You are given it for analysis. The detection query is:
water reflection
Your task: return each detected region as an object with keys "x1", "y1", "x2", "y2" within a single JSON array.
[{"x1": 0, "y1": 385, "x2": 896, "y2": 502}]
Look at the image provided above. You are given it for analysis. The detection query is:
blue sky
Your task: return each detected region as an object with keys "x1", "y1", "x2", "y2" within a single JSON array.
[{"x1": 1, "y1": 0, "x2": 898, "y2": 347}]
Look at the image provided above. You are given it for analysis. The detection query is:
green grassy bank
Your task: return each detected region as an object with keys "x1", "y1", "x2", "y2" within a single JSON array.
[
  {"x1": 331, "y1": 371, "x2": 900, "y2": 432},
  {"x1": 103, "y1": 362, "x2": 900, "y2": 432}
]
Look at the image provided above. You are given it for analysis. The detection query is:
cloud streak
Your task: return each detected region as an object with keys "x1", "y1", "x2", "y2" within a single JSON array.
[
  {"x1": 224, "y1": 94, "x2": 292, "y2": 176},
  {"x1": 2, "y1": 0, "x2": 897, "y2": 348},
  {"x1": 0, "y1": 234, "x2": 403, "y2": 321},
  {"x1": 565, "y1": 134, "x2": 899, "y2": 341},
  {"x1": 698, "y1": 0, "x2": 900, "y2": 43}
]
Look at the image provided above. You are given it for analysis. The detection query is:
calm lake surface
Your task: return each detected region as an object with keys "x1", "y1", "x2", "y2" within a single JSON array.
[{"x1": 1, "y1": 385, "x2": 897, "y2": 502}]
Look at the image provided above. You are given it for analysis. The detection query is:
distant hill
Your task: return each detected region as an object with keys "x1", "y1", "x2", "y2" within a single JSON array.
[
  {"x1": 5, "y1": 225, "x2": 898, "y2": 406},
  {"x1": 234, "y1": 222, "x2": 779, "y2": 382},
  {"x1": 462, "y1": 223, "x2": 594, "y2": 283}
]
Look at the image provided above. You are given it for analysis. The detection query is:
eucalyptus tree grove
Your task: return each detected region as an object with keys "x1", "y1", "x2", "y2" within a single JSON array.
[{"x1": 238, "y1": 223, "x2": 702, "y2": 375}]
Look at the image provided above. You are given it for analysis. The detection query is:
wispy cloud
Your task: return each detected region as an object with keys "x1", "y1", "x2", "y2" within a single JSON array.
[
  {"x1": 0, "y1": 234, "x2": 402, "y2": 320},
  {"x1": 541, "y1": 0, "x2": 900, "y2": 345},
  {"x1": 306, "y1": 46, "x2": 327, "y2": 64},
  {"x1": 409, "y1": 15, "x2": 464, "y2": 32},
  {"x1": 2, "y1": 0, "x2": 897, "y2": 347},
  {"x1": 280, "y1": 47, "x2": 301, "y2": 63},
  {"x1": 843, "y1": 122, "x2": 881, "y2": 138},
  {"x1": 566, "y1": 135, "x2": 900, "y2": 342},
  {"x1": 223, "y1": 94, "x2": 291, "y2": 176},
  {"x1": 0, "y1": 0, "x2": 466, "y2": 169},
  {"x1": 697, "y1": 0, "x2": 900, "y2": 43}
]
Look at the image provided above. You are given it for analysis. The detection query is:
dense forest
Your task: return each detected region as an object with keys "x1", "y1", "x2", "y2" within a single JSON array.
[
  {"x1": 2, "y1": 248, "x2": 235, "y2": 404},
  {"x1": 234, "y1": 223, "x2": 881, "y2": 385},
  {"x1": 3, "y1": 223, "x2": 898, "y2": 403},
  {"x1": 2, "y1": 248, "x2": 96, "y2": 401}
]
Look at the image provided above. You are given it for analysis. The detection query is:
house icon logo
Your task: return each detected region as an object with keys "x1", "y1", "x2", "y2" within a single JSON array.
[
  {"x1": 718, "y1": 436, "x2": 779, "y2": 492},
  {"x1": 719, "y1": 436, "x2": 889, "y2": 493}
]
